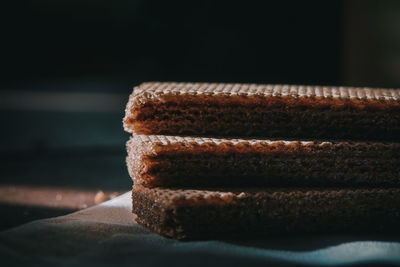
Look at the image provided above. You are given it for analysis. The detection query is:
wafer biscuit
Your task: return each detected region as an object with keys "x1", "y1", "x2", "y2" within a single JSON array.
[
  {"x1": 123, "y1": 82, "x2": 400, "y2": 140},
  {"x1": 132, "y1": 185, "x2": 400, "y2": 239},
  {"x1": 126, "y1": 134, "x2": 400, "y2": 188}
]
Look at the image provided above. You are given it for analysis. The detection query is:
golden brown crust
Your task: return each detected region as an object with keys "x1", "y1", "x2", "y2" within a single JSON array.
[
  {"x1": 127, "y1": 134, "x2": 399, "y2": 155},
  {"x1": 133, "y1": 185, "x2": 400, "y2": 207},
  {"x1": 123, "y1": 82, "x2": 400, "y2": 140},
  {"x1": 132, "y1": 185, "x2": 400, "y2": 239},
  {"x1": 128, "y1": 82, "x2": 400, "y2": 106},
  {"x1": 126, "y1": 134, "x2": 400, "y2": 188}
]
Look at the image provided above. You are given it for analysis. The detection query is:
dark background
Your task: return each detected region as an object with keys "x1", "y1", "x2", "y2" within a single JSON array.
[
  {"x1": 4, "y1": 0, "x2": 342, "y2": 88},
  {"x1": 1, "y1": 0, "x2": 400, "y2": 229}
]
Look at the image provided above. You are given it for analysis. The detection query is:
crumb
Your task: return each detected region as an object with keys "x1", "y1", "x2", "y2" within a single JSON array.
[{"x1": 94, "y1": 190, "x2": 106, "y2": 205}]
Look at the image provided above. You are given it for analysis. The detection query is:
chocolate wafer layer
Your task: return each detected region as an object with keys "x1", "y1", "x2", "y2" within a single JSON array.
[
  {"x1": 132, "y1": 185, "x2": 400, "y2": 239},
  {"x1": 123, "y1": 82, "x2": 400, "y2": 141},
  {"x1": 126, "y1": 134, "x2": 400, "y2": 188}
]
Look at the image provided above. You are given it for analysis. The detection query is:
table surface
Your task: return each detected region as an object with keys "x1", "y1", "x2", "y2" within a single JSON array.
[{"x1": 2, "y1": 192, "x2": 400, "y2": 267}]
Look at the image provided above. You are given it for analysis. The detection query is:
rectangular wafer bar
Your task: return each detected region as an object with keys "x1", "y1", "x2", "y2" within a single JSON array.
[
  {"x1": 123, "y1": 82, "x2": 400, "y2": 141},
  {"x1": 132, "y1": 185, "x2": 400, "y2": 239},
  {"x1": 126, "y1": 134, "x2": 400, "y2": 188}
]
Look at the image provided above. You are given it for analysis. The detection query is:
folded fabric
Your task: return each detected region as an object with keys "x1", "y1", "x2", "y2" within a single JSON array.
[{"x1": 2, "y1": 192, "x2": 400, "y2": 267}]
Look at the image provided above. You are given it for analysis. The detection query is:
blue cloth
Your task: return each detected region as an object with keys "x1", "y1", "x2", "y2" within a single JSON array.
[{"x1": 1, "y1": 192, "x2": 400, "y2": 267}]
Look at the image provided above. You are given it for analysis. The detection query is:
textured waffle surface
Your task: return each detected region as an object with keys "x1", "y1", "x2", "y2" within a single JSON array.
[
  {"x1": 126, "y1": 134, "x2": 400, "y2": 188},
  {"x1": 130, "y1": 134, "x2": 396, "y2": 149},
  {"x1": 134, "y1": 134, "x2": 316, "y2": 146},
  {"x1": 131, "y1": 82, "x2": 400, "y2": 103},
  {"x1": 132, "y1": 185, "x2": 400, "y2": 239},
  {"x1": 124, "y1": 82, "x2": 400, "y2": 139},
  {"x1": 133, "y1": 185, "x2": 400, "y2": 206}
]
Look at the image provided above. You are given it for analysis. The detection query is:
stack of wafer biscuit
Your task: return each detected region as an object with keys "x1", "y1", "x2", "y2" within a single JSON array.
[{"x1": 123, "y1": 82, "x2": 400, "y2": 240}]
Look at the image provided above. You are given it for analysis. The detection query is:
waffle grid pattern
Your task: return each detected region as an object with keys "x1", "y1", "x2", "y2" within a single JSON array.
[
  {"x1": 133, "y1": 82, "x2": 400, "y2": 101},
  {"x1": 132, "y1": 134, "x2": 397, "y2": 149},
  {"x1": 135, "y1": 185, "x2": 400, "y2": 206}
]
